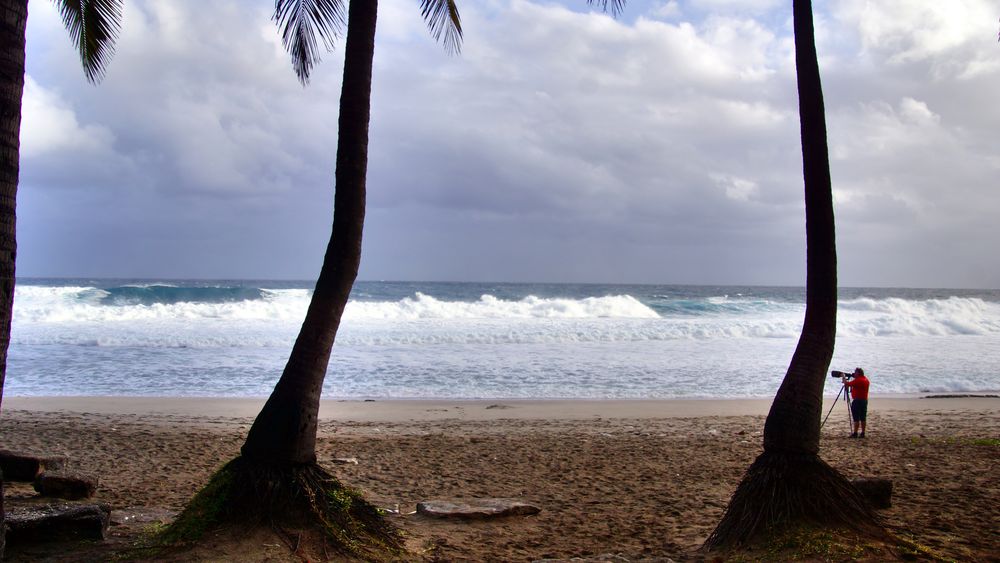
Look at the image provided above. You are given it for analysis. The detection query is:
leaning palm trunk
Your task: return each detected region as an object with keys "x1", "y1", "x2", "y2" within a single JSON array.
[
  {"x1": 1, "y1": 2, "x2": 121, "y2": 556},
  {"x1": 164, "y1": 2, "x2": 401, "y2": 558},
  {"x1": 168, "y1": 1, "x2": 460, "y2": 559},
  {"x1": 704, "y1": 0, "x2": 882, "y2": 548},
  {"x1": 0, "y1": 0, "x2": 121, "y2": 416},
  {"x1": 0, "y1": 2, "x2": 28, "y2": 556},
  {"x1": 0, "y1": 0, "x2": 25, "y2": 420},
  {"x1": 240, "y1": 0, "x2": 376, "y2": 465}
]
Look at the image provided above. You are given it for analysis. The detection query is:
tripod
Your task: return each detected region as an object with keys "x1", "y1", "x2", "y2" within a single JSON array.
[{"x1": 821, "y1": 381, "x2": 852, "y2": 431}]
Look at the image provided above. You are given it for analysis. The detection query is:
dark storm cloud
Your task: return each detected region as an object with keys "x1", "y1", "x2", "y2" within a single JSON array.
[{"x1": 17, "y1": 0, "x2": 1000, "y2": 287}]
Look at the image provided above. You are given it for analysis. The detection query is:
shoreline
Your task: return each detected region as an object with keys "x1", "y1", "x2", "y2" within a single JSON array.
[{"x1": 4, "y1": 394, "x2": 997, "y2": 422}]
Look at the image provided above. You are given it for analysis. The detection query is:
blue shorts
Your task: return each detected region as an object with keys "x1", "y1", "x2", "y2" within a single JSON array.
[{"x1": 851, "y1": 399, "x2": 868, "y2": 422}]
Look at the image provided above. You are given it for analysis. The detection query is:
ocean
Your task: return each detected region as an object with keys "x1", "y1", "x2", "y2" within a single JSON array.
[{"x1": 6, "y1": 279, "x2": 1000, "y2": 399}]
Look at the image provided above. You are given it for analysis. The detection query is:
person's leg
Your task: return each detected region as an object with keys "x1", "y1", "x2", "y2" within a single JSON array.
[{"x1": 856, "y1": 400, "x2": 868, "y2": 438}]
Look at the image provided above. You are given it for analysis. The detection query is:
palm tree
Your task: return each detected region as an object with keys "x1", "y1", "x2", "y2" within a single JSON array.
[
  {"x1": 240, "y1": 0, "x2": 627, "y2": 467},
  {"x1": 704, "y1": 0, "x2": 883, "y2": 548},
  {"x1": 0, "y1": 1, "x2": 121, "y2": 556},
  {"x1": 237, "y1": 0, "x2": 629, "y2": 471},
  {"x1": 165, "y1": 1, "x2": 461, "y2": 558},
  {"x1": 240, "y1": 0, "x2": 462, "y2": 464}
]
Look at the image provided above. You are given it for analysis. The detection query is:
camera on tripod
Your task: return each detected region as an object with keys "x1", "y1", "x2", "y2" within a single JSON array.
[{"x1": 830, "y1": 370, "x2": 854, "y2": 379}]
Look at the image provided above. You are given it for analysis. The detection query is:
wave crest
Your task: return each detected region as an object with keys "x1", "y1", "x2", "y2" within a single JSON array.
[
  {"x1": 344, "y1": 293, "x2": 660, "y2": 320},
  {"x1": 11, "y1": 286, "x2": 1000, "y2": 349},
  {"x1": 13, "y1": 287, "x2": 661, "y2": 323},
  {"x1": 839, "y1": 297, "x2": 1000, "y2": 336}
]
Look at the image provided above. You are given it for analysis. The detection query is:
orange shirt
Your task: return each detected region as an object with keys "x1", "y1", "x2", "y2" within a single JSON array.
[{"x1": 846, "y1": 375, "x2": 870, "y2": 400}]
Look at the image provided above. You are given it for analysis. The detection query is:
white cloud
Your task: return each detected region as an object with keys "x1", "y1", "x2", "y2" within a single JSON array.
[
  {"x1": 691, "y1": 0, "x2": 782, "y2": 14},
  {"x1": 712, "y1": 173, "x2": 759, "y2": 201},
  {"x1": 20, "y1": 76, "x2": 117, "y2": 158},
  {"x1": 832, "y1": 0, "x2": 999, "y2": 78},
  {"x1": 830, "y1": 97, "x2": 948, "y2": 160},
  {"x1": 898, "y1": 97, "x2": 939, "y2": 126},
  {"x1": 651, "y1": 1, "x2": 682, "y2": 19}
]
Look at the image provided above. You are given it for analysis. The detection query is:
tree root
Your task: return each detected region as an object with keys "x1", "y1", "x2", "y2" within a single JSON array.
[
  {"x1": 704, "y1": 450, "x2": 885, "y2": 550},
  {"x1": 163, "y1": 456, "x2": 402, "y2": 561}
]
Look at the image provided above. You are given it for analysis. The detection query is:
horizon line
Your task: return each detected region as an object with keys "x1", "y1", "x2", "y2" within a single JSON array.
[{"x1": 12, "y1": 276, "x2": 1000, "y2": 292}]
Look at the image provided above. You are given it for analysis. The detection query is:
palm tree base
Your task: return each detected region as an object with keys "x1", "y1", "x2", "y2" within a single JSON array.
[
  {"x1": 704, "y1": 450, "x2": 884, "y2": 550},
  {"x1": 162, "y1": 457, "x2": 402, "y2": 560}
]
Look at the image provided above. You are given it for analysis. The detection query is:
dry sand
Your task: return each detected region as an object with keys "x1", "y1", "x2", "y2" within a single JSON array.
[{"x1": 1, "y1": 395, "x2": 998, "y2": 561}]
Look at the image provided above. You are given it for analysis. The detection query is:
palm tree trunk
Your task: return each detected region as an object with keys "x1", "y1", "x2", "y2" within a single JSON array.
[
  {"x1": 761, "y1": 0, "x2": 837, "y2": 456},
  {"x1": 241, "y1": 0, "x2": 378, "y2": 465},
  {"x1": 704, "y1": 1, "x2": 882, "y2": 548},
  {"x1": 0, "y1": 0, "x2": 25, "y2": 417},
  {"x1": 165, "y1": 4, "x2": 400, "y2": 556},
  {"x1": 0, "y1": 1, "x2": 27, "y2": 556}
]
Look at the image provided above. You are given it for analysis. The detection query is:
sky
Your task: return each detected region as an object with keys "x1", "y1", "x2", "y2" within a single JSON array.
[{"x1": 18, "y1": 0, "x2": 1000, "y2": 288}]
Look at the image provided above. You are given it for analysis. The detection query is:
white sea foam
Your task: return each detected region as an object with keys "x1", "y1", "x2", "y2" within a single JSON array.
[
  {"x1": 11, "y1": 286, "x2": 1000, "y2": 349},
  {"x1": 13, "y1": 286, "x2": 311, "y2": 323},
  {"x1": 13, "y1": 287, "x2": 659, "y2": 324},
  {"x1": 838, "y1": 297, "x2": 1000, "y2": 336},
  {"x1": 8, "y1": 283, "x2": 1000, "y2": 398},
  {"x1": 343, "y1": 293, "x2": 660, "y2": 320}
]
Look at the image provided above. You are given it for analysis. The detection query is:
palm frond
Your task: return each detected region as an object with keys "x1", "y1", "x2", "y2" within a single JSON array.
[
  {"x1": 273, "y1": 0, "x2": 346, "y2": 84},
  {"x1": 586, "y1": 0, "x2": 626, "y2": 17},
  {"x1": 55, "y1": 0, "x2": 123, "y2": 83},
  {"x1": 420, "y1": 0, "x2": 463, "y2": 55}
]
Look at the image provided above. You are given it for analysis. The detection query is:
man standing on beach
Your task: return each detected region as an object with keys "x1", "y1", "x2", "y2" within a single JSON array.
[{"x1": 844, "y1": 368, "x2": 870, "y2": 438}]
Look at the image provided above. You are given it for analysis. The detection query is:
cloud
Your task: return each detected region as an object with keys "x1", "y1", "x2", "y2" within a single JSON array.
[
  {"x1": 712, "y1": 173, "x2": 759, "y2": 202},
  {"x1": 20, "y1": 77, "x2": 117, "y2": 158},
  {"x1": 690, "y1": 0, "x2": 783, "y2": 15},
  {"x1": 832, "y1": 0, "x2": 1000, "y2": 78},
  {"x1": 14, "y1": 0, "x2": 1000, "y2": 288},
  {"x1": 651, "y1": 1, "x2": 682, "y2": 19}
]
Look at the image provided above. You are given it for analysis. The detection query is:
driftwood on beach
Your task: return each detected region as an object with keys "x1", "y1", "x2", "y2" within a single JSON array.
[
  {"x1": 5, "y1": 503, "x2": 111, "y2": 542},
  {"x1": 33, "y1": 471, "x2": 99, "y2": 501},
  {"x1": 416, "y1": 498, "x2": 542, "y2": 519},
  {"x1": 0, "y1": 450, "x2": 66, "y2": 482}
]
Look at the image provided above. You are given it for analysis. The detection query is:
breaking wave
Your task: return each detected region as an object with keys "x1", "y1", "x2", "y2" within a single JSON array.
[
  {"x1": 7, "y1": 280, "x2": 1000, "y2": 398},
  {"x1": 10, "y1": 284, "x2": 1000, "y2": 349}
]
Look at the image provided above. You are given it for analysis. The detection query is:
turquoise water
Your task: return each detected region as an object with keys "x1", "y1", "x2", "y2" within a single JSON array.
[{"x1": 7, "y1": 279, "x2": 1000, "y2": 398}]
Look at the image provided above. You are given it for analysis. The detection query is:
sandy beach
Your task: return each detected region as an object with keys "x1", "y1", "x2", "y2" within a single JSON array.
[{"x1": 2, "y1": 395, "x2": 998, "y2": 561}]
